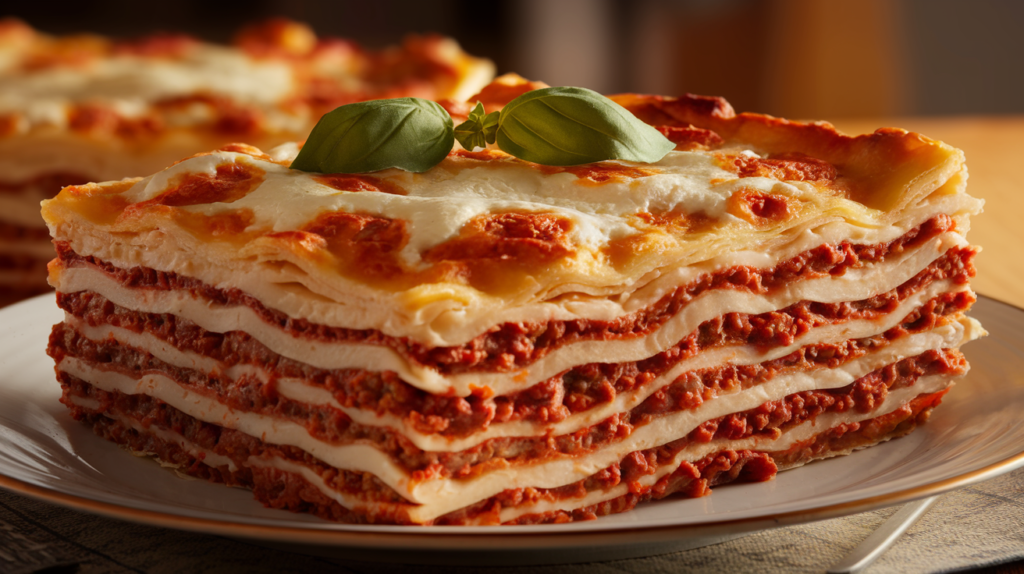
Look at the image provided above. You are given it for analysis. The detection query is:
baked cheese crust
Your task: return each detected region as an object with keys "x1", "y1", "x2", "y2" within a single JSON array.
[{"x1": 43, "y1": 84, "x2": 979, "y2": 348}]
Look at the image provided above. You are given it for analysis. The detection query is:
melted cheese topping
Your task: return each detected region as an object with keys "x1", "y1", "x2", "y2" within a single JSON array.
[{"x1": 43, "y1": 142, "x2": 980, "y2": 347}]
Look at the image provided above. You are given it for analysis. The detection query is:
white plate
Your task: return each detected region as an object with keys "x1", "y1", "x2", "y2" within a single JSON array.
[{"x1": 1, "y1": 294, "x2": 1023, "y2": 563}]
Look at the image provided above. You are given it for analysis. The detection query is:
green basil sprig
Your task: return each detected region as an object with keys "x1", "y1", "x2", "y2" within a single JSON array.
[
  {"x1": 289, "y1": 88, "x2": 675, "y2": 174},
  {"x1": 454, "y1": 87, "x2": 675, "y2": 166},
  {"x1": 290, "y1": 98, "x2": 454, "y2": 174}
]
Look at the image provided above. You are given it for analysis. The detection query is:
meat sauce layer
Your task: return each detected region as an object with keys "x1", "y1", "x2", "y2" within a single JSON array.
[
  {"x1": 54, "y1": 215, "x2": 965, "y2": 374},
  {"x1": 502, "y1": 390, "x2": 944, "y2": 526},
  {"x1": 65, "y1": 384, "x2": 944, "y2": 525},
  {"x1": 56, "y1": 347, "x2": 964, "y2": 481},
  {"x1": 54, "y1": 251, "x2": 975, "y2": 437}
]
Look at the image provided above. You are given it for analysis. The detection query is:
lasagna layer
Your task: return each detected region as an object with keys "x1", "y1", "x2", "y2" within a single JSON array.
[
  {"x1": 48, "y1": 229, "x2": 975, "y2": 397},
  {"x1": 50, "y1": 283, "x2": 975, "y2": 453},
  {"x1": 42, "y1": 147, "x2": 979, "y2": 348},
  {"x1": 49, "y1": 213, "x2": 965, "y2": 373},
  {"x1": 58, "y1": 366, "x2": 957, "y2": 524},
  {"x1": 51, "y1": 321, "x2": 978, "y2": 508},
  {"x1": 49, "y1": 301, "x2": 975, "y2": 465}
]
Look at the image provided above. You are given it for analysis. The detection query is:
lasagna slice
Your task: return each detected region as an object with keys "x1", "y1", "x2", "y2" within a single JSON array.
[
  {"x1": 0, "y1": 18, "x2": 494, "y2": 305},
  {"x1": 43, "y1": 83, "x2": 983, "y2": 525}
]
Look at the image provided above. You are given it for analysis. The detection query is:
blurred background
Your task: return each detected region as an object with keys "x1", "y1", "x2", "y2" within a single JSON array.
[{"x1": 3, "y1": 0, "x2": 1023, "y2": 122}]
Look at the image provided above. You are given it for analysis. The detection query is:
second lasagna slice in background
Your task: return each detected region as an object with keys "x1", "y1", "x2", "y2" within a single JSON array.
[{"x1": 0, "y1": 18, "x2": 494, "y2": 304}]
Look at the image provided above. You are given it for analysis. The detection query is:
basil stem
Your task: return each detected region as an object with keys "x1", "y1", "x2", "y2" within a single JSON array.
[
  {"x1": 454, "y1": 102, "x2": 500, "y2": 151},
  {"x1": 291, "y1": 98, "x2": 454, "y2": 174}
]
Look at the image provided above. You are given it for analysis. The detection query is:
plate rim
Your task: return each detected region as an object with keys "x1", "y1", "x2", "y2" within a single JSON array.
[
  {"x1": 1, "y1": 293, "x2": 1023, "y2": 550},
  {"x1": 3, "y1": 450, "x2": 1024, "y2": 549}
]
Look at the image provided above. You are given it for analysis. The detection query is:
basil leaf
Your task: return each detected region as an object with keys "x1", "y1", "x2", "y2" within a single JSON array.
[
  {"x1": 454, "y1": 102, "x2": 500, "y2": 151},
  {"x1": 291, "y1": 98, "x2": 454, "y2": 174},
  {"x1": 497, "y1": 87, "x2": 675, "y2": 166}
]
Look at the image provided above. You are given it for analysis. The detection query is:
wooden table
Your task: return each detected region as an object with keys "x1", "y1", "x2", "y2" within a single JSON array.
[{"x1": 836, "y1": 117, "x2": 1024, "y2": 309}]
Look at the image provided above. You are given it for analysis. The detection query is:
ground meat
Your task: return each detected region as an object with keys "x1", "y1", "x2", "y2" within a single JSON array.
[
  {"x1": 52, "y1": 285, "x2": 974, "y2": 439},
  {"x1": 54, "y1": 214, "x2": 969, "y2": 374},
  {"x1": 64, "y1": 382, "x2": 946, "y2": 525},
  {"x1": 55, "y1": 346, "x2": 965, "y2": 480},
  {"x1": 61, "y1": 374, "x2": 409, "y2": 506},
  {"x1": 503, "y1": 390, "x2": 946, "y2": 525},
  {"x1": 77, "y1": 410, "x2": 416, "y2": 525}
]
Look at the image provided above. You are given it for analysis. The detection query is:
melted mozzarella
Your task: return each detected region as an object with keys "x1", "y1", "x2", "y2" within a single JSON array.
[{"x1": 125, "y1": 150, "x2": 740, "y2": 265}]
